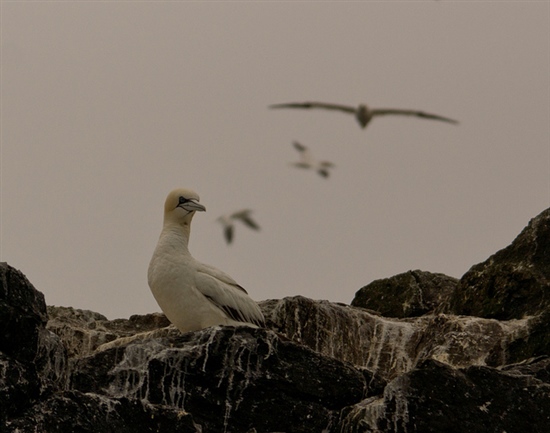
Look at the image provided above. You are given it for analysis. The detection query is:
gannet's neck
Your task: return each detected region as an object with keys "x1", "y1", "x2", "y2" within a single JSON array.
[{"x1": 159, "y1": 222, "x2": 192, "y2": 253}]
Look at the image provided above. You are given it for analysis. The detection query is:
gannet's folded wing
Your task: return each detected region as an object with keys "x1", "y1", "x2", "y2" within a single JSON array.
[
  {"x1": 196, "y1": 261, "x2": 242, "y2": 288},
  {"x1": 195, "y1": 263, "x2": 265, "y2": 327},
  {"x1": 371, "y1": 108, "x2": 459, "y2": 124},
  {"x1": 270, "y1": 102, "x2": 356, "y2": 114}
]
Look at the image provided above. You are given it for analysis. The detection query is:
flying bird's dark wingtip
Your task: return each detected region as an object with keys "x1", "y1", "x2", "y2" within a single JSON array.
[
  {"x1": 440, "y1": 118, "x2": 459, "y2": 125},
  {"x1": 224, "y1": 226, "x2": 233, "y2": 244},
  {"x1": 293, "y1": 141, "x2": 307, "y2": 152},
  {"x1": 270, "y1": 102, "x2": 308, "y2": 109}
]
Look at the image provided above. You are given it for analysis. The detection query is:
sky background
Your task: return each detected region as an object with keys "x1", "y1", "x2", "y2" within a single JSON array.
[{"x1": 1, "y1": 1, "x2": 549, "y2": 320}]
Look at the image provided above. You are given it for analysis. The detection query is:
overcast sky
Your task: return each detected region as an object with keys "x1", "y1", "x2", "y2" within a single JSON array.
[{"x1": 1, "y1": 1, "x2": 548, "y2": 319}]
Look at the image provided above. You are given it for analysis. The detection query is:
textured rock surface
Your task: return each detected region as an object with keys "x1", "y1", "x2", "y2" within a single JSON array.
[
  {"x1": 0, "y1": 263, "x2": 67, "y2": 425},
  {"x1": 3, "y1": 207, "x2": 550, "y2": 432},
  {"x1": 336, "y1": 358, "x2": 550, "y2": 433},
  {"x1": 46, "y1": 306, "x2": 171, "y2": 358},
  {"x1": 263, "y1": 296, "x2": 531, "y2": 378},
  {"x1": 449, "y1": 208, "x2": 550, "y2": 320},
  {"x1": 71, "y1": 327, "x2": 368, "y2": 433},
  {"x1": 6, "y1": 391, "x2": 202, "y2": 433},
  {"x1": 351, "y1": 270, "x2": 458, "y2": 318}
]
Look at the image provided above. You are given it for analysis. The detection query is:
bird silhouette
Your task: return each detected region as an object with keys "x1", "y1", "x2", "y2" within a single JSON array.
[
  {"x1": 290, "y1": 141, "x2": 335, "y2": 178},
  {"x1": 217, "y1": 209, "x2": 260, "y2": 244},
  {"x1": 270, "y1": 101, "x2": 459, "y2": 129}
]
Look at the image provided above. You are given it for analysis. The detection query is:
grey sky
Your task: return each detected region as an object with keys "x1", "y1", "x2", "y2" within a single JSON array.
[{"x1": 2, "y1": 2, "x2": 548, "y2": 319}]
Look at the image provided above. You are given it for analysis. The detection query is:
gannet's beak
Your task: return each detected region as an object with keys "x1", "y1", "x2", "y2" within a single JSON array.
[{"x1": 179, "y1": 199, "x2": 206, "y2": 212}]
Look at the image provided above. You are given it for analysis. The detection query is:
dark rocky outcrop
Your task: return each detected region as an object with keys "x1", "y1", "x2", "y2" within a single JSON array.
[
  {"x1": 71, "y1": 327, "x2": 368, "y2": 433},
  {"x1": 351, "y1": 270, "x2": 458, "y2": 318},
  {"x1": 6, "y1": 391, "x2": 202, "y2": 433},
  {"x1": 3, "y1": 207, "x2": 550, "y2": 432},
  {"x1": 0, "y1": 263, "x2": 67, "y2": 425},
  {"x1": 336, "y1": 358, "x2": 550, "y2": 433},
  {"x1": 449, "y1": 208, "x2": 550, "y2": 320},
  {"x1": 262, "y1": 296, "x2": 531, "y2": 378}
]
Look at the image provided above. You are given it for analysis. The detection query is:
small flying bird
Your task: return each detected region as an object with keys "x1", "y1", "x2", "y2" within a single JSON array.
[
  {"x1": 291, "y1": 141, "x2": 335, "y2": 178},
  {"x1": 148, "y1": 188, "x2": 265, "y2": 332},
  {"x1": 217, "y1": 209, "x2": 260, "y2": 244},
  {"x1": 270, "y1": 101, "x2": 459, "y2": 129}
]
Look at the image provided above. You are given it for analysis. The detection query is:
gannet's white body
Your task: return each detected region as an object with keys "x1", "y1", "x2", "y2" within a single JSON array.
[{"x1": 148, "y1": 188, "x2": 265, "y2": 333}]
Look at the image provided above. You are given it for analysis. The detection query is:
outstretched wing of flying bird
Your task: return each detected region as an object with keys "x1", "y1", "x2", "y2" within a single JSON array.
[
  {"x1": 271, "y1": 102, "x2": 356, "y2": 114},
  {"x1": 232, "y1": 210, "x2": 260, "y2": 231},
  {"x1": 371, "y1": 108, "x2": 459, "y2": 124}
]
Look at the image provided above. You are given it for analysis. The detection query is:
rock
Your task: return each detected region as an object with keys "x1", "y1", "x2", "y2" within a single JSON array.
[
  {"x1": 0, "y1": 263, "x2": 68, "y2": 424},
  {"x1": 262, "y1": 295, "x2": 531, "y2": 379},
  {"x1": 335, "y1": 359, "x2": 550, "y2": 433},
  {"x1": 506, "y1": 311, "x2": 550, "y2": 364},
  {"x1": 46, "y1": 306, "x2": 171, "y2": 358},
  {"x1": 4, "y1": 207, "x2": 550, "y2": 432},
  {"x1": 0, "y1": 262, "x2": 48, "y2": 362},
  {"x1": 414, "y1": 314, "x2": 530, "y2": 368},
  {"x1": 71, "y1": 326, "x2": 368, "y2": 433},
  {"x1": 351, "y1": 270, "x2": 458, "y2": 318},
  {"x1": 263, "y1": 295, "x2": 425, "y2": 379},
  {"x1": 449, "y1": 208, "x2": 550, "y2": 320},
  {"x1": 501, "y1": 355, "x2": 550, "y2": 380},
  {"x1": 6, "y1": 391, "x2": 202, "y2": 433}
]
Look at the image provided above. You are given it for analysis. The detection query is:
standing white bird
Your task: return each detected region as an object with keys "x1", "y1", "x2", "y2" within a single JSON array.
[
  {"x1": 148, "y1": 188, "x2": 265, "y2": 333},
  {"x1": 270, "y1": 101, "x2": 459, "y2": 129},
  {"x1": 217, "y1": 209, "x2": 260, "y2": 244},
  {"x1": 291, "y1": 141, "x2": 335, "y2": 178}
]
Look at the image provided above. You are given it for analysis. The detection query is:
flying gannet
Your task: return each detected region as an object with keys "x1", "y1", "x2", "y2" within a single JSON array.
[
  {"x1": 148, "y1": 188, "x2": 265, "y2": 333},
  {"x1": 291, "y1": 141, "x2": 335, "y2": 178},
  {"x1": 270, "y1": 101, "x2": 459, "y2": 129},
  {"x1": 217, "y1": 209, "x2": 260, "y2": 244}
]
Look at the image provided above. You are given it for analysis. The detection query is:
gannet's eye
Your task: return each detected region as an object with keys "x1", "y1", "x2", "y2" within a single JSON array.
[{"x1": 178, "y1": 196, "x2": 189, "y2": 205}]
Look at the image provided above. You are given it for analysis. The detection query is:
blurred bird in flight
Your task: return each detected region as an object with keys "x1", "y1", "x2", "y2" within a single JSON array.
[
  {"x1": 290, "y1": 141, "x2": 335, "y2": 178},
  {"x1": 217, "y1": 209, "x2": 260, "y2": 244},
  {"x1": 270, "y1": 101, "x2": 459, "y2": 129}
]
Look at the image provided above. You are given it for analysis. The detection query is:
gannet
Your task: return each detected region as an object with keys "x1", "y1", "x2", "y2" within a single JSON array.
[
  {"x1": 270, "y1": 101, "x2": 459, "y2": 129},
  {"x1": 291, "y1": 141, "x2": 335, "y2": 178},
  {"x1": 148, "y1": 188, "x2": 265, "y2": 332},
  {"x1": 217, "y1": 209, "x2": 260, "y2": 244}
]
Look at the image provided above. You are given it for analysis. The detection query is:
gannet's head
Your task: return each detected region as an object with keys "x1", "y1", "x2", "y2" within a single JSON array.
[{"x1": 164, "y1": 188, "x2": 206, "y2": 226}]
